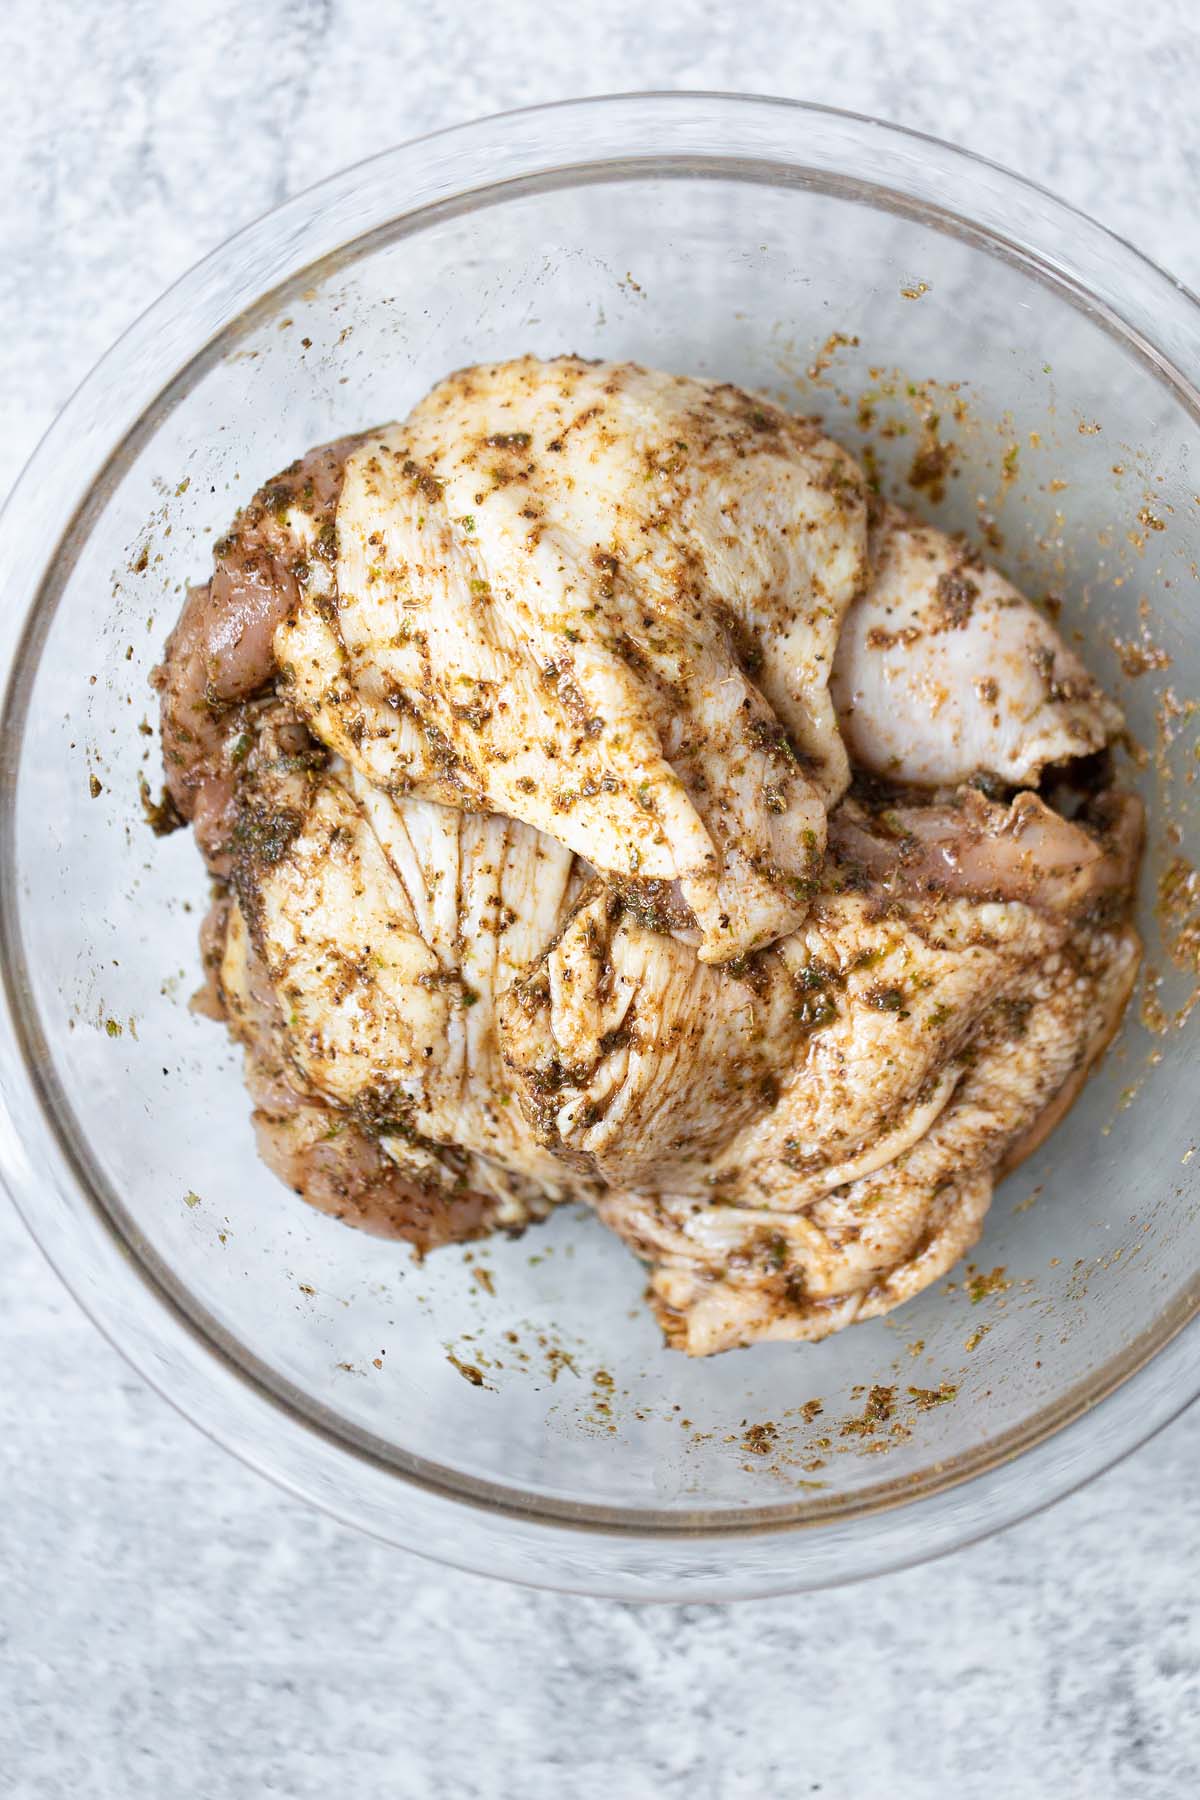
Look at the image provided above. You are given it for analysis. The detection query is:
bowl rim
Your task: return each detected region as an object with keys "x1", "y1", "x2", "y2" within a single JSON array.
[{"x1": 2, "y1": 89, "x2": 1198, "y2": 1599}]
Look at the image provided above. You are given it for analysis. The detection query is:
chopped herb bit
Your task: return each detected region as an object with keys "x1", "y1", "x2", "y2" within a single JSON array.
[
  {"x1": 907, "y1": 1383, "x2": 957, "y2": 1410},
  {"x1": 967, "y1": 1266, "x2": 1011, "y2": 1304}
]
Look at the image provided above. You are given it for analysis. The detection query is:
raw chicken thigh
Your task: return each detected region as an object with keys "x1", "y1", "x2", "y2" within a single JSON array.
[
  {"x1": 214, "y1": 712, "x2": 592, "y2": 1243},
  {"x1": 154, "y1": 437, "x2": 363, "y2": 871},
  {"x1": 278, "y1": 358, "x2": 868, "y2": 961},
  {"x1": 576, "y1": 794, "x2": 1141, "y2": 1352},
  {"x1": 602, "y1": 923, "x2": 1137, "y2": 1352},
  {"x1": 831, "y1": 503, "x2": 1121, "y2": 786},
  {"x1": 156, "y1": 354, "x2": 1141, "y2": 1355}
]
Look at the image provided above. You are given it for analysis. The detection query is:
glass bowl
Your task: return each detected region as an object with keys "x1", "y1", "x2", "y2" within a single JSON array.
[{"x1": 2, "y1": 94, "x2": 1198, "y2": 1601}]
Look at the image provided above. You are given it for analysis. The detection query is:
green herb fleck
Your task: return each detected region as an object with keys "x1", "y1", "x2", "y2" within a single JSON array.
[{"x1": 907, "y1": 1383, "x2": 957, "y2": 1410}]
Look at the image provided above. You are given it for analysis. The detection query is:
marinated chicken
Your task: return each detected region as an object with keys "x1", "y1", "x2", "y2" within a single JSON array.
[
  {"x1": 599, "y1": 921, "x2": 1138, "y2": 1352},
  {"x1": 155, "y1": 353, "x2": 1141, "y2": 1355},
  {"x1": 831, "y1": 503, "x2": 1121, "y2": 786},
  {"x1": 211, "y1": 710, "x2": 592, "y2": 1243},
  {"x1": 549, "y1": 792, "x2": 1141, "y2": 1352},
  {"x1": 277, "y1": 359, "x2": 869, "y2": 961},
  {"x1": 500, "y1": 794, "x2": 1127, "y2": 1196},
  {"x1": 154, "y1": 436, "x2": 363, "y2": 872}
]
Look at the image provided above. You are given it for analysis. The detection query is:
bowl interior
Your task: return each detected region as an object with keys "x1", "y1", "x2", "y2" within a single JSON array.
[{"x1": 7, "y1": 155, "x2": 1199, "y2": 1528}]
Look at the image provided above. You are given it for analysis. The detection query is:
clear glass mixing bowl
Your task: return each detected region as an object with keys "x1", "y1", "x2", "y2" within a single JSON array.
[{"x1": 2, "y1": 94, "x2": 1198, "y2": 1600}]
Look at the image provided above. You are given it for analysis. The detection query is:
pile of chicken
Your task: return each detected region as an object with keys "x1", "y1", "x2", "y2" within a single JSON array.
[{"x1": 154, "y1": 357, "x2": 1141, "y2": 1355}]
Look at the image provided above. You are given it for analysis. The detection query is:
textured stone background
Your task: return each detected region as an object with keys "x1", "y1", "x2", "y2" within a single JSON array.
[{"x1": 3, "y1": 1, "x2": 1200, "y2": 1794}]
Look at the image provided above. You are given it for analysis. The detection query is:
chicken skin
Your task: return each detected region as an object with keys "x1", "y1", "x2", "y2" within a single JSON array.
[
  {"x1": 278, "y1": 358, "x2": 869, "y2": 961},
  {"x1": 831, "y1": 503, "x2": 1121, "y2": 787}
]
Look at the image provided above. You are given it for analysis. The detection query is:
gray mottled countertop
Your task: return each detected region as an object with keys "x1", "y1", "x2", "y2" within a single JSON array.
[{"x1": 3, "y1": 1, "x2": 1200, "y2": 1794}]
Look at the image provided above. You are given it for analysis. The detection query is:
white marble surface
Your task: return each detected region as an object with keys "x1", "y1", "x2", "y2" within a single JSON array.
[{"x1": 4, "y1": 1, "x2": 1200, "y2": 1793}]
